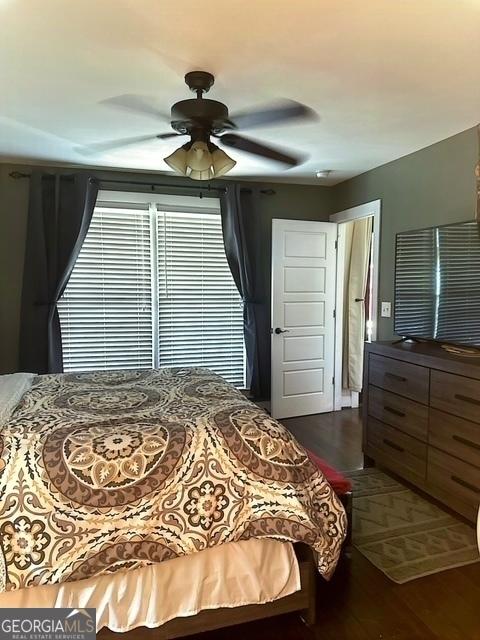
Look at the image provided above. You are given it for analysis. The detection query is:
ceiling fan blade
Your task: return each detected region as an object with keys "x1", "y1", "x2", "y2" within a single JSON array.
[
  {"x1": 75, "y1": 133, "x2": 175, "y2": 156},
  {"x1": 100, "y1": 94, "x2": 171, "y2": 121},
  {"x1": 219, "y1": 133, "x2": 304, "y2": 167},
  {"x1": 157, "y1": 132, "x2": 184, "y2": 140},
  {"x1": 227, "y1": 100, "x2": 317, "y2": 131}
]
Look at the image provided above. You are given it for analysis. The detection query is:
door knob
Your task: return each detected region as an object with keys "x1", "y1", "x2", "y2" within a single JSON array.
[{"x1": 274, "y1": 327, "x2": 290, "y2": 334}]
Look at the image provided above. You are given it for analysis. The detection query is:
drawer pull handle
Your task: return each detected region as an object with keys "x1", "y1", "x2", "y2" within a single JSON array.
[
  {"x1": 452, "y1": 434, "x2": 480, "y2": 451},
  {"x1": 383, "y1": 438, "x2": 404, "y2": 453},
  {"x1": 454, "y1": 393, "x2": 480, "y2": 407},
  {"x1": 384, "y1": 405, "x2": 406, "y2": 418},
  {"x1": 385, "y1": 372, "x2": 407, "y2": 383},
  {"x1": 451, "y1": 475, "x2": 480, "y2": 494}
]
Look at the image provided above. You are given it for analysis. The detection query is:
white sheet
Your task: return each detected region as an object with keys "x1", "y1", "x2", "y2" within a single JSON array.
[
  {"x1": 0, "y1": 539, "x2": 300, "y2": 633},
  {"x1": 0, "y1": 372, "x2": 35, "y2": 425}
]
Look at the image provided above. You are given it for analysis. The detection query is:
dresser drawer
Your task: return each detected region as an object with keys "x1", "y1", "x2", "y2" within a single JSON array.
[
  {"x1": 369, "y1": 354, "x2": 429, "y2": 404},
  {"x1": 430, "y1": 408, "x2": 480, "y2": 468},
  {"x1": 366, "y1": 417, "x2": 426, "y2": 483},
  {"x1": 368, "y1": 385, "x2": 428, "y2": 441},
  {"x1": 427, "y1": 448, "x2": 480, "y2": 520},
  {"x1": 431, "y1": 370, "x2": 480, "y2": 424}
]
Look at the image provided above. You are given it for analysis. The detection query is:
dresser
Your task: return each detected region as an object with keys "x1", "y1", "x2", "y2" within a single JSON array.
[{"x1": 363, "y1": 341, "x2": 480, "y2": 522}]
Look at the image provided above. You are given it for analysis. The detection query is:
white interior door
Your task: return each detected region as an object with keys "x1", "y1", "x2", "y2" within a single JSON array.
[{"x1": 271, "y1": 219, "x2": 337, "y2": 419}]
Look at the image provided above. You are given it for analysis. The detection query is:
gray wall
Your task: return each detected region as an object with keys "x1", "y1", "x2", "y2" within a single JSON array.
[
  {"x1": 333, "y1": 127, "x2": 479, "y2": 340},
  {"x1": 0, "y1": 163, "x2": 333, "y2": 374}
]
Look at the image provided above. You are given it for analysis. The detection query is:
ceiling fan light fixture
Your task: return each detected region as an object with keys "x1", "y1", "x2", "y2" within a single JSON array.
[
  {"x1": 188, "y1": 169, "x2": 214, "y2": 181},
  {"x1": 164, "y1": 139, "x2": 237, "y2": 180},
  {"x1": 186, "y1": 141, "x2": 212, "y2": 171},
  {"x1": 163, "y1": 145, "x2": 189, "y2": 175},
  {"x1": 211, "y1": 147, "x2": 236, "y2": 177}
]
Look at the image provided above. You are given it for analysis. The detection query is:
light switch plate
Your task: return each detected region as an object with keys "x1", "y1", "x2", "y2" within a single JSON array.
[{"x1": 381, "y1": 301, "x2": 392, "y2": 318}]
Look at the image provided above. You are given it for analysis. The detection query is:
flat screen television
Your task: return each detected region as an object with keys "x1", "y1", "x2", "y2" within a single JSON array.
[{"x1": 394, "y1": 220, "x2": 480, "y2": 348}]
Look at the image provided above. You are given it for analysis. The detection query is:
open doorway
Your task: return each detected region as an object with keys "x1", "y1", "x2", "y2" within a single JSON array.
[{"x1": 330, "y1": 200, "x2": 381, "y2": 411}]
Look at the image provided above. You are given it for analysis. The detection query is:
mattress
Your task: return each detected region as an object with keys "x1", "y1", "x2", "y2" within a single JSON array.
[{"x1": 0, "y1": 539, "x2": 300, "y2": 633}]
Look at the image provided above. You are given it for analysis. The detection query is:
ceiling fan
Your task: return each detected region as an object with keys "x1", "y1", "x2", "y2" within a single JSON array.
[{"x1": 81, "y1": 71, "x2": 317, "y2": 180}]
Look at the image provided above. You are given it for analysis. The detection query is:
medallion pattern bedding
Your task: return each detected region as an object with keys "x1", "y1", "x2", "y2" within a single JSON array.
[{"x1": 0, "y1": 368, "x2": 346, "y2": 592}]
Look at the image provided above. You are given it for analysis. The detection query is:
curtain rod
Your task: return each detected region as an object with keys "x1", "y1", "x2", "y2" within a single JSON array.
[
  {"x1": 8, "y1": 171, "x2": 276, "y2": 196},
  {"x1": 9, "y1": 171, "x2": 226, "y2": 194},
  {"x1": 97, "y1": 176, "x2": 228, "y2": 194}
]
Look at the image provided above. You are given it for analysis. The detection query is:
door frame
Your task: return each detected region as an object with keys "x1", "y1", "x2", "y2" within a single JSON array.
[{"x1": 329, "y1": 199, "x2": 381, "y2": 411}]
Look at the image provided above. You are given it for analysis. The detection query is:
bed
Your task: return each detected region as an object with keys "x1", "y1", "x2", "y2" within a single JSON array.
[{"x1": 0, "y1": 368, "x2": 347, "y2": 636}]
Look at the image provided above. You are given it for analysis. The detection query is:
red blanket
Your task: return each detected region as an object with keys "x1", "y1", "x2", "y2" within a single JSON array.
[{"x1": 306, "y1": 449, "x2": 352, "y2": 495}]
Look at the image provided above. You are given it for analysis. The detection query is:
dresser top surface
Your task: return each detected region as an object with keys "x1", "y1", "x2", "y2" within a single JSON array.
[{"x1": 366, "y1": 341, "x2": 480, "y2": 379}]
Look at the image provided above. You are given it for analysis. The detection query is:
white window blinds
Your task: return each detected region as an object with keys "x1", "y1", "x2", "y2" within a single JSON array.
[
  {"x1": 58, "y1": 194, "x2": 245, "y2": 386},
  {"x1": 156, "y1": 210, "x2": 245, "y2": 386},
  {"x1": 58, "y1": 206, "x2": 153, "y2": 371}
]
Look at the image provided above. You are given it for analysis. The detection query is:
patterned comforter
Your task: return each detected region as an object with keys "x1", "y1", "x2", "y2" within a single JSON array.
[{"x1": 0, "y1": 368, "x2": 346, "y2": 592}]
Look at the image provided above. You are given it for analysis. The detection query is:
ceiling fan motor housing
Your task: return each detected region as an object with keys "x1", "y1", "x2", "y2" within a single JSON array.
[{"x1": 170, "y1": 99, "x2": 230, "y2": 135}]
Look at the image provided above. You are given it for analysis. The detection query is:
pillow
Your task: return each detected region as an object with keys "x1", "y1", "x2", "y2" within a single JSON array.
[{"x1": 0, "y1": 372, "x2": 35, "y2": 426}]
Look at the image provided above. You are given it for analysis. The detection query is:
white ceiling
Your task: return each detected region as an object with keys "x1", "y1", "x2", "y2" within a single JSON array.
[{"x1": 0, "y1": 0, "x2": 479, "y2": 185}]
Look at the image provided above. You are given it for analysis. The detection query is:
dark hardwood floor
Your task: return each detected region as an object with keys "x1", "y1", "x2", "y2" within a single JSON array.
[
  {"x1": 189, "y1": 408, "x2": 480, "y2": 640},
  {"x1": 283, "y1": 408, "x2": 365, "y2": 471}
]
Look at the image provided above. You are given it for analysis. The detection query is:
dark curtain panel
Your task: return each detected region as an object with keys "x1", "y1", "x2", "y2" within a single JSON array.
[
  {"x1": 19, "y1": 172, "x2": 98, "y2": 374},
  {"x1": 220, "y1": 185, "x2": 269, "y2": 398}
]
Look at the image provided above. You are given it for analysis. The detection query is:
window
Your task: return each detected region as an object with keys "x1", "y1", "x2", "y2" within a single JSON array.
[{"x1": 58, "y1": 192, "x2": 245, "y2": 386}]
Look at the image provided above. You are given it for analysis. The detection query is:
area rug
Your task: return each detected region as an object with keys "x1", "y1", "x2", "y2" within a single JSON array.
[{"x1": 346, "y1": 468, "x2": 479, "y2": 583}]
